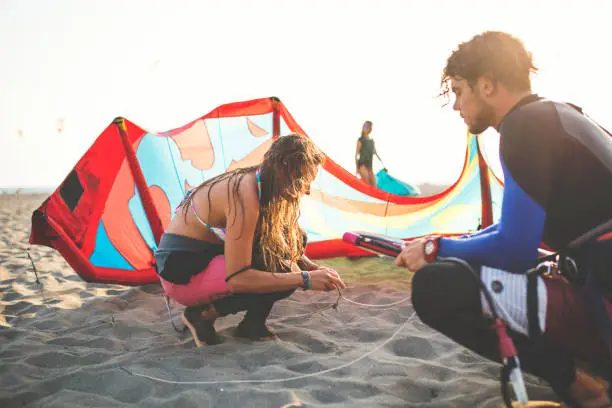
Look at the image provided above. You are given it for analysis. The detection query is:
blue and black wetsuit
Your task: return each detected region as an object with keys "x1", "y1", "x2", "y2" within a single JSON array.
[
  {"x1": 439, "y1": 94, "x2": 612, "y2": 269},
  {"x1": 411, "y1": 94, "x2": 612, "y2": 402}
]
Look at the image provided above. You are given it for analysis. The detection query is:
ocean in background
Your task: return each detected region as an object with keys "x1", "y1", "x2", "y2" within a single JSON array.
[{"x1": 0, "y1": 187, "x2": 54, "y2": 194}]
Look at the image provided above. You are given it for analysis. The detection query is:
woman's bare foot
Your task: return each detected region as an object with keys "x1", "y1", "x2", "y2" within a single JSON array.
[
  {"x1": 563, "y1": 369, "x2": 610, "y2": 408},
  {"x1": 182, "y1": 305, "x2": 222, "y2": 347}
]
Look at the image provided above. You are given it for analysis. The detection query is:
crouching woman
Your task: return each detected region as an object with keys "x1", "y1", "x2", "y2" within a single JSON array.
[{"x1": 155, "y1": 134, "x2": 346, "y2": 347}]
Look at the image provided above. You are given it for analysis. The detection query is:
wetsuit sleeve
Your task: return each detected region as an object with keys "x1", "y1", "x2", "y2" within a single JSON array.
[
  {"x1": 438, "y1": 101, "x2": 562, "y2": 272},
  {"x1": 460, "y1": 223, "x2": 499, "y2": 238},
  {"x1": 438, "y1": 160, "x2": 546, "y2": 272}
]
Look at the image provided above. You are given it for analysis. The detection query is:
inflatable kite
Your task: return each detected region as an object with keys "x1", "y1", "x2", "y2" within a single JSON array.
[
  {"x1": 29, "y1": 97, "x2": 503, "y2": 285},
  {"x1": 375, "y1": 169, "x2": 420, "y2": 197}
]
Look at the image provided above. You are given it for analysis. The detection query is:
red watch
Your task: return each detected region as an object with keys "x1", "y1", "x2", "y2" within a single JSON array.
[{"x1": 423, "y1": 236, "x2": 440, "y2": 263}]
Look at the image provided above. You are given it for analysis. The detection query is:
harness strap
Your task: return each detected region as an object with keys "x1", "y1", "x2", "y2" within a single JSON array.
[{"x1": 527, "y1": 269, "x2": 542, "y2": 338}]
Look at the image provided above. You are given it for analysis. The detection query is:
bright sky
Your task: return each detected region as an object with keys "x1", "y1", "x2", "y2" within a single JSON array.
[{"x1": 2, "y1": 0, "x2": 611, "y2": 189}]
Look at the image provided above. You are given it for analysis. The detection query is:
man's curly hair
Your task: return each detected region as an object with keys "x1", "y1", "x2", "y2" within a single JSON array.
[{"x1": 440, "y1": 31, "x2": 538, "y2": 101}]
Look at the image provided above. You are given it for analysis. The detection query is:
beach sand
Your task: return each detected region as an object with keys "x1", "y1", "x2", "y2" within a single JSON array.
[{"x1": 0, "y1": 194, "x2": 559, "y2": 407}]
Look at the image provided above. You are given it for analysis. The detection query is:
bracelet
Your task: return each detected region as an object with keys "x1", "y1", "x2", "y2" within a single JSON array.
[
  {"x1": 301, "y1": 271, "x2": 312, "y2": 290},
  {"x1": 301, "y1": 271, "x2": 309, "y2": 290}
]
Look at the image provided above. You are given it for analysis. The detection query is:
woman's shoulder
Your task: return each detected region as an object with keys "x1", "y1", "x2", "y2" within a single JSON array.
[
  {"x1": 196, "y1": 171, "x2": 259, "y2": 205},
  {"x1": 226, "y1": 171, "x2": 260, "y2": 219},
  {"x1": 237, "y1": 171, "x2": 259, "y2": 197},
  {"x1": 220, "y1": 171, "x2": 259, "y2": 209}
]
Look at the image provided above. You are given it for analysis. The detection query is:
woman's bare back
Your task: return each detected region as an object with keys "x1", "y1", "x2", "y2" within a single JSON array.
[{"x1": 164, "y1": 172, "x2": 259, "y2": 244}]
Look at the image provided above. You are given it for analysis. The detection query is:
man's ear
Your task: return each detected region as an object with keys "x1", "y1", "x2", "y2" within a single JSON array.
[{"x1": 479, "y1": 75, "x2": 497, "y2": 97}]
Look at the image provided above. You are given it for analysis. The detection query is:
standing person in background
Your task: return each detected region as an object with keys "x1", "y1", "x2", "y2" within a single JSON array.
[{"x1": 355, "y1": 121, "x2": 383, "y2": 187}]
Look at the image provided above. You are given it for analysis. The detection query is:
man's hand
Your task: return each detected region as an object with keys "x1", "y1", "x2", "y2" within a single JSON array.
[{"x1": 394, "y1": 238, "x2": 428, "y2": 271}]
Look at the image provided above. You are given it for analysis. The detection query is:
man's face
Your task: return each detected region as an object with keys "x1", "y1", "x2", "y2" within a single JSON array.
[{"x1": 450, "y1": 77, "x2": 495, "y2": 134}]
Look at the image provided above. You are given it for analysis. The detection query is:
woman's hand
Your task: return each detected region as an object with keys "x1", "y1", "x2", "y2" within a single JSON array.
[{"x1": 308, "y1": 268, "x2": 346, "y2": 291}]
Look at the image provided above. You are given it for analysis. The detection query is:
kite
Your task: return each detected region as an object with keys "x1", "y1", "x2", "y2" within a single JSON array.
[{"x1": 30, "y1": 97, "x2": 503, "y2": 285}]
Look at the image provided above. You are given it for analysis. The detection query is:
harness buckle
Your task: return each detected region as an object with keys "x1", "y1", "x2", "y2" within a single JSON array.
[{"x1": 535, "y1": 261, "x2": 554, "y2": 276}]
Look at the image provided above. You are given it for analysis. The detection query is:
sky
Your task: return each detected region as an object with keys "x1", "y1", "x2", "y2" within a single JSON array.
[{"x1": 2, "y1": 0, "x2": 611, "y2": 189}]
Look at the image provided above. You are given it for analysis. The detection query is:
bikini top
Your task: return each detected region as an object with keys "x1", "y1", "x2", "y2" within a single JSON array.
[{"x1": 181, "y1": 170, "x2": 262, "y2": 242}]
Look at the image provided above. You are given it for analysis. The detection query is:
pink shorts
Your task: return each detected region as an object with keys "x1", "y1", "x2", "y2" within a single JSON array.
[{"x1": 160, "y1": 255, "x2": 232, "y2": 306}]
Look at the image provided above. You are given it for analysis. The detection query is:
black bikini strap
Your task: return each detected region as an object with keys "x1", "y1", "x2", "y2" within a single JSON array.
[{"x1": 225, "y1": 265, "x2": 251, "y2": 282}]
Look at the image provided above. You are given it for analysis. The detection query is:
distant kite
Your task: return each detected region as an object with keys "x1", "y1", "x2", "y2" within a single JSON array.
[{"x1": 57, "y1": 118, "x2": 65, "y2": 134}]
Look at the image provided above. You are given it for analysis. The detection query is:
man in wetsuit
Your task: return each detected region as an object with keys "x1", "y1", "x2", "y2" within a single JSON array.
[{"x1": 395, "y1": 31, "x2": 612, "y2": 407}]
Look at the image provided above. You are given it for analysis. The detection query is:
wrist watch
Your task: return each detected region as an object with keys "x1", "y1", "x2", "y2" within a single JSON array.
[{"x1": 423, "y1": 236, "x2": 440, "y2": 263}]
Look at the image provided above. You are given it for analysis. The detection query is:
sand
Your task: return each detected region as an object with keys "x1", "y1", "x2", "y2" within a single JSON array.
[{"x1": 0, "y1": 194, "x2": 559, "y2": 407}]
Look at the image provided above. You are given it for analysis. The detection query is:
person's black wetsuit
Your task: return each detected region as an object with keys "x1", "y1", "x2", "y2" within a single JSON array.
[{"x1": 412, "y1": 94, "x2": 612, "y2": 403}]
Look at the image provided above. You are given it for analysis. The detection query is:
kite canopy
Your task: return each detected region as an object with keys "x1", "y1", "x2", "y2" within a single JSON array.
[
  {"x1": 30, "y1": 97, "x2": 503, "y2": 285},
  {"x1": 375, "y1": 169, "x2": 420, "y2": 197}
]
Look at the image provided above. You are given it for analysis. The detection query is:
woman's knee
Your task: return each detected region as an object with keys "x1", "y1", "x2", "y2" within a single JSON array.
[{"x1": 269, "y1": 289, "x2": 295, "y2": 303}]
